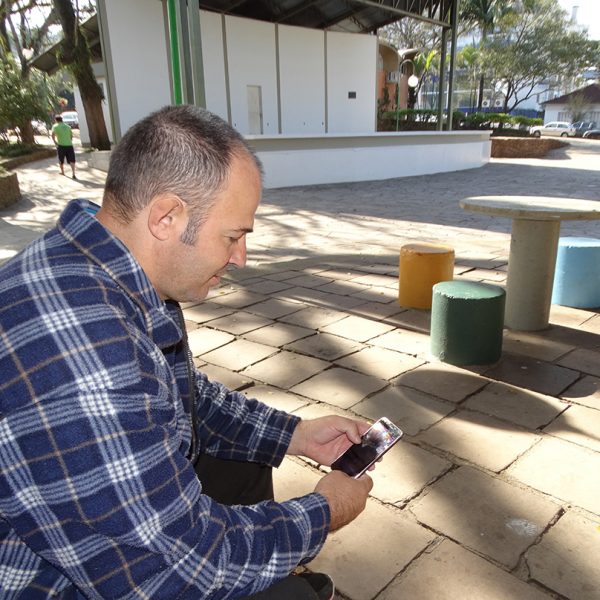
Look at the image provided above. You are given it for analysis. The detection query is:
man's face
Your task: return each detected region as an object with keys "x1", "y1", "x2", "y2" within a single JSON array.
[{"x1": 163, "y1": 153, "x2": 261, "y2": 303}]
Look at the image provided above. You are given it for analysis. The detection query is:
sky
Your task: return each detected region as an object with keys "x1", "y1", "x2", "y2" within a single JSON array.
[{"x1": 557, "y1": 0, "x2": 600, "y2": 40}]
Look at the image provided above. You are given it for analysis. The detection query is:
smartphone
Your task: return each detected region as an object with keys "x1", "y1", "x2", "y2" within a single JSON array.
[{"x1": 331, "y1": 417, "x2": 404, "y2": 478}]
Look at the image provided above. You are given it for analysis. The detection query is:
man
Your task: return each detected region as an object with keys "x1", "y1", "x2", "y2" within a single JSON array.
[
  {"x1": 0, "y1": 106, "x2": 373, "y2": 599},
  {"x1": 51, "y1": 114, "x2": 77, "y2": 179}
]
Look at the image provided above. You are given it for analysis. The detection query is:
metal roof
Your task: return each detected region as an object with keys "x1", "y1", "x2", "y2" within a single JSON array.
[
  {"x1": 30, "y1": 14, "x2": 101, "y2": 75},
  {"x1": 197, "y1": 0, "x2": 454, "y2": 32},
  {"x1": 31, "y1": 1, "x2": 454, "y2": 75}
]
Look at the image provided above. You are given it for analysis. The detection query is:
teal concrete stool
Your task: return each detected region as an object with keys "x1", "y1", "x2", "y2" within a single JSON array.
[
  {"x1": 551, "y1": 237, "x2": 600, "y2": 309},
  {"x1": 431, "y1": 281, "x2": 505, "y2": 366}
]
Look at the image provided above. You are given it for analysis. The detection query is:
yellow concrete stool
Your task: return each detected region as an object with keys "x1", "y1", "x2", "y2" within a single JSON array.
[{"x1": 398, "y1": 243, "x2": 455, "y2": 309}]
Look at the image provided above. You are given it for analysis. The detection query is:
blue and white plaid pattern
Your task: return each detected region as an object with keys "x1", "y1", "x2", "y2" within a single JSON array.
[{"x1": 0, "y1": 200, "x2": 330, "y2": 599}]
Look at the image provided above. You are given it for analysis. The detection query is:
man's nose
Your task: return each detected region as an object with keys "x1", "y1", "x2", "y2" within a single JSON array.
[{"x1": 230, "y1": 237, "x2": 247, "y2": 267}]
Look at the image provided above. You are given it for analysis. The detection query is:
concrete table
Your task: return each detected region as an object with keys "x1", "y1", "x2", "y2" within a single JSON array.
[{"x1": 460, "y1": 196, "x2": 600, "y2": 331}]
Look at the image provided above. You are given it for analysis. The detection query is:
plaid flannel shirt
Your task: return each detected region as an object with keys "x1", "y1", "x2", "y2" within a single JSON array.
[{"x1": 0, "y1": 199, "x2": 330, "y2": 599}]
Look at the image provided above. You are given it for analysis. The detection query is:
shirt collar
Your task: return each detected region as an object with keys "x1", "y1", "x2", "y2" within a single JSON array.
[{"x1": 57, "y1": 199, "x2": 183, "y2": 348}]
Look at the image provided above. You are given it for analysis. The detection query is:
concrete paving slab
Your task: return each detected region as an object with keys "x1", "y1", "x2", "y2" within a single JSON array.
[
  {"x1": 579, "y1": 314, "x2": 600, "y2": 334},
  {"x1": 243, "y1": 385, "x2": 312, "y2": 413},
  {"x1": 243, "y1": 278, "x2": 295, "y2": 295},
  {"x1": 242, "y1": 321, "x2": 313, "y2": 346},
  {"x1": 320, "y1": 314, "x2": 396, "y2": 343},
  {"x1": 199, "y1": 364, "x2": 255, "y2": 391},
  {"x1": 242, "y1": 350, "x2": 330, "y2": 388},
  {"x1": 392, "y1": 362, "x2": 489, "y2": 403},
  {"x1": 368, "y1": 441, "x2": 451, "y2": 505},
  {"x1": 560, "y1": 375, "x2": 600, "y2": 409},
  {"x1": 350, "y1": 285, "x2": 399, "y2": 304},
  {"x1": 464, "y1": 381, "x2": 569, "y2": 430},
  {"x1": 543, "y1": 404, "x2": 600, "y2": 452},
  {"x1": 557, "y1": 347, "x2": 600, "y2": 378},
  {"x1": 352, "y1": 386, "x2": 453, "y2": 436},
  {"x1": 549, "y1": 304, "x2": 598, "y2": 328},
  {"x1": 308, "y1": 500, "x2": 436, "y2": 600},
  {"x1": 245, "y1": 297, "x2": 305, "y2": 319},
  {"x1": 526, "y1": 510, "x2": 600, "y2": 600},
  {"x1": 205, "y1": 311, "x2": 273, "y2": 335},
  {"x1": 279, "y1": 306, "x2": 349, "y2": 329},
  {"x1": 187, "y1": 327, "x2": 235, "y2": 356},
  {"x1": 483, "y1": 353, "x2": 580, "y2": 396},
  {"x1": 284, "y1": 333, "x2": 364, "y2": 361},
  {"x1": 273, "y1": 456, "x2": 322, "y2": 502},
  {"x1": 183, "y1": 302, "x2": 235, "y2": 324},
  {"x1": 409, "y1": 466, "x2": 559, "y2": 569},
  {"x1": 290, "y1": 367, "x2": 387, "y2": 409},
  {"x1": 507, "y1": 437, "x2": 600, "y2": 514},
  {"x1": 200, "y1": 339, "x2": 277, "y2": 371},
  {"x1": 387, "y1": 308, "x2": 431, "y2": 333},
  {"x1": 502, "y1": 329, "x2": 574, "y2": 362},
  {"x1": 417, "y1": 410, "x2": 540, "y2": 472},
  {"x1": 335, "y1": 346, "x2": 425, "y2": 380},
  {"x1": 378, "y1": 539, "x2": 553, "y2": 600},
  {"x1": 350, "y1": 300, "x2": 405, "y2": 320},
  {"x1": 316, "y1": 279, "x2": 371, "y2": 296},
  {"x1": 208, "y1": 289, "x2": 267, "y2": 308},
  {"x1": 369, "y1": 328, "x2": 432, "y2": 358}
]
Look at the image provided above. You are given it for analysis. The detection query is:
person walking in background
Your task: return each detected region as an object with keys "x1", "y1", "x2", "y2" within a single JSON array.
[{"x1": 51, "y1": 114, "x2": 77, "y2": 179}]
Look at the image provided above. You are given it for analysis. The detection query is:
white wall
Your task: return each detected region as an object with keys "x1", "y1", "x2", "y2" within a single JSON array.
[
  {"x1": 102, "y1": 0, "x2": 171, "y2": 137},
  {"x1": 326, "y1": 31, "x2": 377, "y2": 133},
  {"x1": 278, "y1": 25, "x2": 326, "y2": 134},
  {"x1": 200, "y1": 10, "x2": 228, "y2": 122},
  {"x1": 225, "y1": 15, "x2": 278, "y2": 134},
  {"x1": 247, "y1": 132, "x2": 491, "y2": 188},
  {"x1": 75, "y1": 64, "x2": 113, "y2": 146}
]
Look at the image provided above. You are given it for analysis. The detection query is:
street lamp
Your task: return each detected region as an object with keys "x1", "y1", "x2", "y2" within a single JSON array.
[{"x1": 395, "y1": 58, "x2": 420, "y2": 131}]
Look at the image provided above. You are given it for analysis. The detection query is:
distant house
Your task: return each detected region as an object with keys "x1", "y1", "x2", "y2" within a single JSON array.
[{"x1": 542, "y1": 83, "x2": 600, "y2": 123}]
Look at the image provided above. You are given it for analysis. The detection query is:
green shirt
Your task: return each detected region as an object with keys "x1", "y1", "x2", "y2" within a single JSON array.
[{"x1": 52, "y1": 122, "x2": 73, "y2": 146}]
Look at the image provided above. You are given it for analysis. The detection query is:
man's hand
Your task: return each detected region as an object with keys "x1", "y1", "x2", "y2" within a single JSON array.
[
  {"x1": 315, "y1": 470, "x2": 373, "y2": 531},
  {"x1": 287, "y1": 416, "x2": 371, "y2": 466}
]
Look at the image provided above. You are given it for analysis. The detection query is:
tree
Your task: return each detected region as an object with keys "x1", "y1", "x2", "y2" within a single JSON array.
[
  {"x1": 459, "y1": 0, "x2": 512, "y2": 111},
  {"x1": 0, "y1": 0, "x2": 58, "y2": 142},
  {"x1": 0, "y1": 57, "x2": 56, "y2": 140},
  {"x1": 52, "y1": 0, "x2": 110, "y2": 150},
  {"x1": 482, "y1": 0, "x2": 600, "y2": 112}
]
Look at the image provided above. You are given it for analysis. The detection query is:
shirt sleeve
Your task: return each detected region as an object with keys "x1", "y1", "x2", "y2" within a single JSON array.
[
  {"x1": 1, "y1": 313, "x2": 330, "y2": 599},
  {"x1": 193, "y1": 370, "x2": 301, "y2": 466}
]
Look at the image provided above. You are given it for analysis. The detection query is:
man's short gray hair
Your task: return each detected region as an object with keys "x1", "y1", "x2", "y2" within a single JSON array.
[{"x1": 102, "y1": 105, "x2": 262, "y2": 244}]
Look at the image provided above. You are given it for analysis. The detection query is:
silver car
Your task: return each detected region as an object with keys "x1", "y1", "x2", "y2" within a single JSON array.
[{"x1": 529, "y1": 121, "x2": 575, "y2": 138}]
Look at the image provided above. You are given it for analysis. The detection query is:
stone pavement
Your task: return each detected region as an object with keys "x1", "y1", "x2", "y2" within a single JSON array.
[{"x1": 2, "y1": 139, "x2": 600, "y2": 599}]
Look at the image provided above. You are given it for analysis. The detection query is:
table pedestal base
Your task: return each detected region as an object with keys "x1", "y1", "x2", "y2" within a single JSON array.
[{"x1": 505, "y1": 219, "x2": 560, "y2": 331}]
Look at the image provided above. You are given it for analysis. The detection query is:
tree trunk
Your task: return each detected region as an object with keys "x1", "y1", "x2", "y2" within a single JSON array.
[
  {"x1": 52, "y1": 0, "x2": 111, "y2": 150},
  {"x1": 477, "y1": 74, "x2": 485, "y2": 111},
  {"x1": 19, "y1": 120, "x2": 35, "y2": 145}
]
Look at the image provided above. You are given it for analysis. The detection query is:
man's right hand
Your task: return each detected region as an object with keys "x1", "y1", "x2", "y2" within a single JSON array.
[{"x1": 314, "y1": 470, "x2": 373, "y2": 531}]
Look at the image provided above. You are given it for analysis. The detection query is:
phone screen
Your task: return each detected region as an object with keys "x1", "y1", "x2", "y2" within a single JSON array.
[{"x1": 331, "y1": 417, "x2": 404, "y2": 478}]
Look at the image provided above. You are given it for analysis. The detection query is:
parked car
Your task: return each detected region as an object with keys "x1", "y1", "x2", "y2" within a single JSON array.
[
  {"x1": 582, "y1": 129, "x2": 600, "y2": 140},
  {"x1": 529, "y1": 121, "x2": 575, "y2": 137},
  {"x1": 571, "y1": 121, "x2": 597, "y2": 137},
  {"x1": 60, "y1": 111, "x2": 79, "y2": 129}
]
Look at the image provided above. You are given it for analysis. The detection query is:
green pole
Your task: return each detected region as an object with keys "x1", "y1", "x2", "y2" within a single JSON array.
[{"x1": 167, "y1": 0, "x2": 183, "y2": 104}]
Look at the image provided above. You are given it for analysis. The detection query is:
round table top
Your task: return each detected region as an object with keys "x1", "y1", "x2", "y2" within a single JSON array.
[{"x1": 460, "y1": 196, "x2": 600, "y2": 221}]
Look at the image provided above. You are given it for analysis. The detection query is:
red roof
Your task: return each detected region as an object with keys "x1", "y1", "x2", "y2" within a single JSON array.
[{"x1": 543, "y1": 83, "x2": 600, "y2": 105}]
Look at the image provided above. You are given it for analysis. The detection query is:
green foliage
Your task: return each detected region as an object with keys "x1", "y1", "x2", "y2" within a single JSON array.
[
  {"x1": 0, "y1": 59, "x2": 55, "y2": 137},
  {"x1": 482, "y1": 0, "x2": 600, "y2": 111},
  {"x1": 0, "y1": 141, "x2": 42, "y2": 158},
  {"x1": 459, "y1": 112, "x2": 542, "y2": 131}
]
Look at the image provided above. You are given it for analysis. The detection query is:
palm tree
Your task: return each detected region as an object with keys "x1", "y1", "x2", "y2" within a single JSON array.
[{"x1": 460, "y1": 0, "x2": 511, "y2": 111}]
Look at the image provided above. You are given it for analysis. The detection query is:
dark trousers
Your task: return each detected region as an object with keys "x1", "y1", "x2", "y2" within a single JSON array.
[{"x1": 194, "y1": 454, "x2": 322, "y2": 600}]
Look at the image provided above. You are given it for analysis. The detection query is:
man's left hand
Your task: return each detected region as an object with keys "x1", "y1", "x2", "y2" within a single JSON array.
[{"x1": 287, "y1": 416, "x2": 371, "y2": 466}]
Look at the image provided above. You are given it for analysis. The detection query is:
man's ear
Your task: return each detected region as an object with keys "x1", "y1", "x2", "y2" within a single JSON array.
[{"x1": 147, "y1": 194, "x2": 186, "y2": 241}]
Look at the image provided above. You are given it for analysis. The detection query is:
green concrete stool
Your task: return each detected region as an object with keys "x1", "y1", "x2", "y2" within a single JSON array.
[{"x1": 431, "y1": 281, "x2": 505, "y2": 366}]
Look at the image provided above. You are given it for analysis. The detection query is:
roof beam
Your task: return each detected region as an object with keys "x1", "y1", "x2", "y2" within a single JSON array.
[{"x1": 347, "y1": 0, "x2": 450, "y2": 28}]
